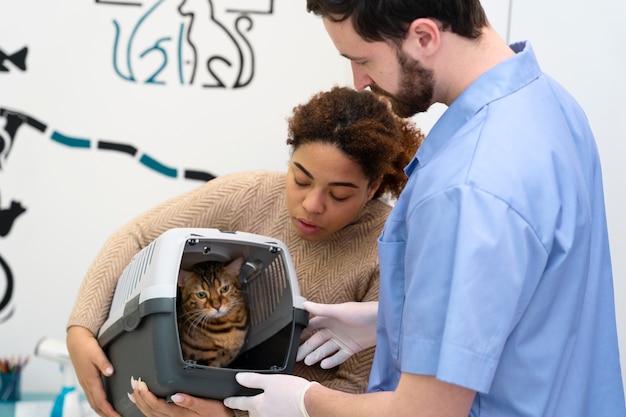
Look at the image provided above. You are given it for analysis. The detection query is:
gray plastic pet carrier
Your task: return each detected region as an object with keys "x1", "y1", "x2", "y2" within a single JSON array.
[{"x1": 97, "y1": 228, "x2": 308, "y2": 417}]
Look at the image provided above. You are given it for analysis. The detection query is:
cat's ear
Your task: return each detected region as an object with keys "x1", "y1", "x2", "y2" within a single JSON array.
[
  {"x1": 224, "y1": 256, "x2": 245, "y2": 276},
  {"x1": 178, "y1": 269, "x2": 193, "y2": 287}
]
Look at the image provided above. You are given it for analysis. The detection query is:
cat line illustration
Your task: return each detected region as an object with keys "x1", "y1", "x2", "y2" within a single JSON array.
[{"x1": 178, "y1": 0, "x2": 254, "y2": 88}]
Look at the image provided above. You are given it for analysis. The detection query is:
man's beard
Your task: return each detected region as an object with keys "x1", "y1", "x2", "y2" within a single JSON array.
[{"x1": 370, "y1": 51, "x2": 434, "y2": 118}]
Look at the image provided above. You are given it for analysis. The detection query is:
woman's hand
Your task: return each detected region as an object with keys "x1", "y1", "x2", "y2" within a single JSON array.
[
  {"x1": 129, "y1": 377, "x2": 235, "y2": 417},
  {"x1": 66, "y1": 326, "x2": 119, "y2": 417}
]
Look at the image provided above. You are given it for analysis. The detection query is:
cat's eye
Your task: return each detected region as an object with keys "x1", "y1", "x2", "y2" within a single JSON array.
[
  {"x1": 220, "y1": 285, "x2": 230, "y2": 293},
  {"x1": 196, "y1": 291, "x2": 207, "y2": 299}
]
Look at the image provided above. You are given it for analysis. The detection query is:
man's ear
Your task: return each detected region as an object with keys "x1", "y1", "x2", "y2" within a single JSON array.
[{"x1": 402, "y1": 18, "x2": 441, "y2": 60}]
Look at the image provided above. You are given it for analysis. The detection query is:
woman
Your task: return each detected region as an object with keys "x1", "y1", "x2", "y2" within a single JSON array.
[{"x1": 66, "y1": 86, "x2": 423, "y2": 417}]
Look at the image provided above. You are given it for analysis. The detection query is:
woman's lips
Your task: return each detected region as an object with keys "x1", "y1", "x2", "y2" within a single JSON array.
[{"x1": 294, "y1": 218, "x2": 322, "y2": 235}]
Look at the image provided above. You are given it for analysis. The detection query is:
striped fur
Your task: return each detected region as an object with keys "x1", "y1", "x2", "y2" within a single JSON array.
[{"x1": 176, "y1": 256, "x2": 248, "y2": 367}]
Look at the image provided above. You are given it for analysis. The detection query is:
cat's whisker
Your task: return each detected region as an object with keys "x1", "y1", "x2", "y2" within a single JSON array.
[{"x1": 177, "y1": 257, "x2": 249, "y2": 367}]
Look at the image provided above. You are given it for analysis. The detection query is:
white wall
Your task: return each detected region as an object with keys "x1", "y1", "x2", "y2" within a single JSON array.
[
  {"x1": 0, "y1": 0, "x2": 624, "y2": 397},
  {"x1": 500, "y1": 0, "x2": 626, "y2": 395}
]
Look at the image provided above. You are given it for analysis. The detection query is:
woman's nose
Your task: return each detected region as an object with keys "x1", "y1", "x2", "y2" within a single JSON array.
[{"x1": 302, "y1": 190, "x2": 325, "y2": 214}]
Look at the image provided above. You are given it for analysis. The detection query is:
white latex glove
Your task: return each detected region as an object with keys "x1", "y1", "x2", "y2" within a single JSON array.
[
  {"x1": 224, "y1": 373, "x2": 318, "y2": 417},
  {"x1": 296, "y1": 300, "x2": 378, "y2": 369}
]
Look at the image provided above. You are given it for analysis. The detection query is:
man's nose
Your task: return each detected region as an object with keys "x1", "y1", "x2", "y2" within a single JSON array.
[{"x1": 351, "y1": 62, "x2": 374, "y2": 91}]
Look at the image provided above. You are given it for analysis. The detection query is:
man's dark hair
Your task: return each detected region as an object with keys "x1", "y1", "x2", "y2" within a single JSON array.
[{"x1": 306, "y1": 0, "x2": 488, "y2": 42}]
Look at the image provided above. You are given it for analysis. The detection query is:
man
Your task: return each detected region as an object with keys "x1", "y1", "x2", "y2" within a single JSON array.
[{"x1": 135, "y1": 1, "x2": 626, "y2": 416}]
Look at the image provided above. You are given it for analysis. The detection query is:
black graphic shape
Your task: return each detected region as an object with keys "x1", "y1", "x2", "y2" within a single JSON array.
[
  {"x1": 0, "y1": 254, "x2": 14, "y2": 323},
  {"x1": 0, "y1": 197, "x2": 24, "y2": 323},
  {"x1": 232, "y1": 15, "x2": 254, "y2": 88},
  {"x1": 184, "y1": 169, "x2": 216, "y2": 182},
  {"x1": 227, "y1": 0, "x2": 274, "y2": 14},
  {"x1": 0, "y1": 113, "x2": 22, "y2": 168},
  {"x1": 98, "y1": 140, "x2": 138, "y2": 156},
  {"x1": 96, "y1": 0, "x2": 142, "y2": 6},
  {"x1": 0, "y1": 47, "x2": 28, "y2": 72},
  {"x1": 0, "y1": 200, "x2": 26, "y2": 237},
  {"x1": 0, "y1": 108, "x2": 47, "y2": 132},
  {"x1": 179, "y1": 0, "x2": 245, "y2": 88}
]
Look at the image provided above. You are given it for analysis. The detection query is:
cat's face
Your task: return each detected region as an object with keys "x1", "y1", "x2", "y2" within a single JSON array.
[{"x1": 178, "y1": 257, "x2": 245, "y2": 319}]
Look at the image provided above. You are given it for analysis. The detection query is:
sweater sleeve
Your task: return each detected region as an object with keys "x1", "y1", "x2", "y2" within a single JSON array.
[{"x1": 66, "y1": 171, "x2": 273, "y2": 335}]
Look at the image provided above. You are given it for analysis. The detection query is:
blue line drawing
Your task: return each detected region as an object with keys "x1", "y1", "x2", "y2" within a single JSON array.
[
  {"x1": 140, "y1": 153, "x2": 178, "y2": 177},
  {"x1": 51, "y1": 131, "x2": 91, "y2": 148},
  {"x1": 104, "y1": 0, "x2": 273, "y2": 88}
]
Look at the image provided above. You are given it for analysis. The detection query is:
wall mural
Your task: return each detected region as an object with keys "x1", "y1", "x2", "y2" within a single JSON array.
[
  {"x1": 0, "y1": 47, "x2": 27, "y2": 73},
  {"x1": 0, "y1": 0, "x2": 275, "y2": 324},
  {"x1": 105, "y1": 0, "x2": 273, "y2": 88}
]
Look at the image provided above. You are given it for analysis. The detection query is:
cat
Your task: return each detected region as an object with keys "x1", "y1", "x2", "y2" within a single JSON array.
[{"x1": 176, "y1": 256, "x2": 249, "y2": 367}]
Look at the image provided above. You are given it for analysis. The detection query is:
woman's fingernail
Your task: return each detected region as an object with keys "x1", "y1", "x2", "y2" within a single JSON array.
[
  {"x1": 130, "y1": 376, "x2": 136, "y2": 390},
  {"x1": 127, "y1": 392, "x2": 136, "y2": 404},
  {"x1": 171, "y1": 394, "x2": 183, "y2": 403},
  {"x1": 104, "y1": 366, "x2": 114, "y2": 376}
]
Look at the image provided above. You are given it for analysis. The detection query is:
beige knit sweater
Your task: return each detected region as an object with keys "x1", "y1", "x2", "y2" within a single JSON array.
[{"x1": 68, "y1": 170, "x2": 390, "y2": 394}]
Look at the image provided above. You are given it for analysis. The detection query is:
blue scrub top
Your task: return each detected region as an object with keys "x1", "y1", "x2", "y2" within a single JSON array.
[{"x1": 370, "y1": 41, "x2": 626, "y2": 416}]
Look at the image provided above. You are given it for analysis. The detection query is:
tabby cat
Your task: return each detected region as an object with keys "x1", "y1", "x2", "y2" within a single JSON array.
[{"x1": 176, "y1": 256, "x2": 249, "y2": 367}]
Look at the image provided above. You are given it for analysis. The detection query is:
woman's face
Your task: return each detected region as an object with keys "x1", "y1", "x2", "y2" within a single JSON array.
[{"x1": 285, "y1": 142, "x2": 379, "y2": 241}]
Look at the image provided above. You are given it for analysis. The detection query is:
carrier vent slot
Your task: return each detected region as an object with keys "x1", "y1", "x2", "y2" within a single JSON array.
[
  {"x1": 247, "y1": 255, "x2": 288, "y2": 327},
  {"x1": 109, "y1": 240, "x2": 157, "y2": 313}
]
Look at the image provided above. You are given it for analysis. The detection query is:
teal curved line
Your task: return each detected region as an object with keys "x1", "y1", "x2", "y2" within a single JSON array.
[
  {"x1": 127, "y1": 0, "x2": 166, "y2": 81},
  {"x1": 51, "y1": 131, "x2": 91, "y2": 148},
  {"x1": 177, "y1": 22, "x2": 185, "y2": 85},
  {"x1": 49, "y1": 129, "x2": 182, "y2": 179},
  {"x1": 139, "y1": 153, "x2": 177, "y2": 177},
  {"x1": 112, "y1": 20, "x2": 135, "y2": 81}
]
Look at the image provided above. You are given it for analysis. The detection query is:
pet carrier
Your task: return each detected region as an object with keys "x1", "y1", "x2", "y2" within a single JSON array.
[{"x1": 97, "y1": 228, "x2": 308, "y2": 417}]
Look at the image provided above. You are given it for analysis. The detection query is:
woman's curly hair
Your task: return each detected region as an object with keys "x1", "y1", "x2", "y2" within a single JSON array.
[{"x1": 286, "y1": 86, "x2": 423, "y2": 200}]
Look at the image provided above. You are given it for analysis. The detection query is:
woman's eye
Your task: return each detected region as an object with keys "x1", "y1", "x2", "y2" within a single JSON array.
[
  {"x1": 294, "y1": 177, "x2": 309, "y2": 187},
  {"x1": 330, "y1": 193, "x2": 350, "y2": 202}
]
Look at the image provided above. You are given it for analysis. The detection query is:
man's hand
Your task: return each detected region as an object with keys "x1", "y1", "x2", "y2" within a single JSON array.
[
  {"x1": 224, "y1": 373, "x2": 317, "y2": 417},
  {"x1": 297, "y1": 301, "x2": 378, "y2": 369}
]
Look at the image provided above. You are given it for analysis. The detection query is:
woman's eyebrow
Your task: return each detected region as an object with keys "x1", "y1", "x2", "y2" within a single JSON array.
[{"x1": 293, "y1": 161, "x2": 359, "y2": 189}]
